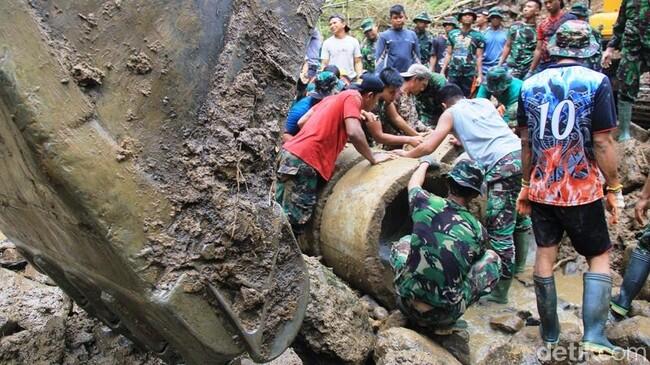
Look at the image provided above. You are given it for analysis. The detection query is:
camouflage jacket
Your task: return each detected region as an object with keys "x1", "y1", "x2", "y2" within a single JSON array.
[
  {"x1": 415, "y1": 29, "x2": 435, "y2": 65},
  {"x1": 361, "y1": 37, "x2": 377, "y2": 72},
  {"x1": 447, "y1": 28, "x2": 486, "y2": 77},
  {"x1": 415, "y1": 72, "x2": 447, "y2": 126},
  {"x1": 393, "y1": 187, "x2": 488, "y2": 308},
  {"x1": 608, "y1": 0, "x2": 650, "y2": 50},
  {"x1": 506, "y1": 21, "x2": 537, "y2": 70}
]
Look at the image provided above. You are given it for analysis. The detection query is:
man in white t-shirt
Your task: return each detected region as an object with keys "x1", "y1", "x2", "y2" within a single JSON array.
[{"x1": 321, "y1": 14, "x2": 363, "y2": 81}]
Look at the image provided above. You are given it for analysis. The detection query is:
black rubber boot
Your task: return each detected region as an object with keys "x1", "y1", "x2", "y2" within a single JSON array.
[
  {"x1": 534, "y1": 275, "x2": 560, "y2": 346},
  {"x1": 611, "y1": 247, "x2": 650, "y2": 317},
  {"x1": 582, "y1": 272, "x2": 620, "y2": 355}
]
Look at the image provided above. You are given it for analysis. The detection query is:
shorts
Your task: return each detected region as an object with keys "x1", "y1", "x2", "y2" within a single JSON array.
[{"x1": 531, "y1": 200, "x2": 611, "y2": 257}]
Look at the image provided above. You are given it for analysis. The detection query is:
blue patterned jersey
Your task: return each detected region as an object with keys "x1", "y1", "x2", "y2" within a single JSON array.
[{"x1": 517, "y1": 63, "x2": 616, "y2": 206}]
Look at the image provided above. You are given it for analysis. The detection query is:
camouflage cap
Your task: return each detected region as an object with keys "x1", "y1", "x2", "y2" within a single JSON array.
[
  {"x1": 486, "y1": 66, "x2": 513, "y2": 94},
  {"x1": 570, "y1": 2, "x2": 590, "y2": 17},
  {"x1": 548, "y1": 20, "x2": 599, "y2": 59},
  {"x1": 413, "y1": 12, "x2": 432, "y2": 23},
  {"x1": 457, "y1": 8, "x2": 477, "y2": 21},
  {"x1": 448, "y1": 160, "x2": 484, "y2": 194},
  {"x1": 488, "y1": 7, "x2": 503, "y2": 19},
  {"x1": 360, "y1": 18, "x2": 375, "y2": 33},
  {"x1": 442, "y1": 16, "x2": 460, "y2": 28}
]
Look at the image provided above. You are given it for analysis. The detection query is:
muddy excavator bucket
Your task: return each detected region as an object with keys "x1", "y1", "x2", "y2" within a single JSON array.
[{"x1": 0, "y1": 1, "x2": 319, "y2": 363}]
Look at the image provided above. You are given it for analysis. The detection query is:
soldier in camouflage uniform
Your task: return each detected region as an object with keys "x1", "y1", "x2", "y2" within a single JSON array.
[
  {"x1": 476, "y1": 66, "x2": 523, "y2": 128},
  {"x1": 611, "y1": 174, "x2": 650, "y2": 318},
  {"x1": 602, "y1": 0, "x2": 649, "y2": 141},
  {"x1": 498, "y1": 0, "x2": 540, "y2": 79},
  {"x1": 360, "y1": 18, "x2": 378, "y2": 73},
  {"x1": 415, "y1": 72, "x2": 447, "y2": 127},
  {"x1": 275, "y1": 149, "x2": 321, "y2": 230},
  {"x1": 441, "y1": 8, "x2": 485, "y2": 97},
  {"x1": 413, "y1": 12, "x2": 435, "y2": 68},
  {"x1": 570, "y1": 3, "x2": 603, "y2": 72},
  {"x1": 390, "y1": 158, "x2": 502, "y2": 330}
]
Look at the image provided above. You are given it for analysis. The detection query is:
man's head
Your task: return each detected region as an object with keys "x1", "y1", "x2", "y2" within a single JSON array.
[
  {"x1": 544, "y1": 0, "x2": 564, "y2": 15},
  {"x1": 389, "y1": 5, "x2": 407, "y2": 30},
  {"x1": 354, "y1": 74, "x2": 386, "y2": 111},
  {"x1": 522, "y1": 0, "x2": 542, "y2": 20},
  {"x1": 485, "y1": 66, "x2": 512, "y2": 96},
  {"x1": 442, "y1": 16, "x2": 459, "y2": 33},
  {"x1": 437, "y1": 83, "x2": 465, "y2": 109},
  {"x1": 323, "y1": 64, "x2": 341, "y2": 78},
  {"x1": 457, "y1": 9, "x2": 477, "y2": 26},
  {"x1": 413, "y1": 12, "x2": 432, "y2": 32},
  {"x1": 400, "y1": 64, "x2": 430, "y2": 95},
  {"x1": 361, "y1": 18, "x2": 378, "y2": 40},
  {"x1": 488, "y1": 8, "x2": 503, "y2": 28},
  {"x1": 570, "y1": 2, "x2": 590, "y2": 20},
  {"x1": 378, "y1": 67, "x2": 404, "y2": 103},
  {"x1": 447, "y1": 160, "x2": 483, "y2": 201},
  {"x1": 548, "y1": 20, "x2": 599, "y2": 60},
  {"x1": 476, "y1": 9, "x2": 489, "y2": 27},
  {"x1": 328, "y1": 14, "x2": 350, "y2": 36},
  {"x1": 310, "y1": 71, "x2": 342, "y2": 100}
]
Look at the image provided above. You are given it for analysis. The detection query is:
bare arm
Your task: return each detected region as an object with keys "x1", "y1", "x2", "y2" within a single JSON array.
[
  {"x1": 429, "y1": 55, "x2": 437, "y2": 71},
  {"x1": 365, "y1": 114, "x2": 422, "y2": 146},
  {"x1": 401, "y1": 110, "x2": 454, "y2": 158},
  {"x1": 386, "y1": 103, "x2": 419, "y2": 136},
  {"x1": 499, "y1": 38, "x2": 512, "y2": 66},
  {"x1": 475, "y1": 48, "x2": 484, "y2": 84},
  {"x1": 408, "y1": 162, "x2": 429, "y2": 190},
  {"x1": 440, "y1": 45, "x2": 452, "y2": 76},
  {"x1": 636, "y1": 175, "x2": 650, "y2": 224},
  {"x1": 297, "y1": 108, "x2": 315, "y2": 129},
  {"x1": 354, "y1": 57, "x2": 363, "y2": 79},
  {"x1": 528, "y1": 39, "x2": 543, "y2": 74},
  {"x1": 345, "y1": 117, "x2": 392, "y2": 165},
  {"x1": 594, "y1": 131, "x2": 622, "y2": 223},
  {"x1": 516, "y1": 126, "x2": 533, "y2": 215}
]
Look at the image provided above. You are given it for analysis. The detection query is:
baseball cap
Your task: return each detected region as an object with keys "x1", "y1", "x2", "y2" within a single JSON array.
[
  {"x1": 413, "y1": 12, "x2": 432, "y2": 23},
  {"x1": 458, "y1": 8, "x2": 477, "y2": 21},
  {"x1": 360, "y1": 18, "x2": 375, "y2": 33},
  {"x1": 400, "y1": 63, "x2": 430, "y2": 78},
  {"x1": 350, "y1": 74, "x2": 385, "y2": 93}
]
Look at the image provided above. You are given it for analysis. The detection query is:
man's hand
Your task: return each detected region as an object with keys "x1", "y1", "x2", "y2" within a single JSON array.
[
  {"x1": 448, "y1": 135, "x2": 462, "y2": 146},
  {"x1": 516, "y1": 187, "x2": 531, "y2": 216},
  {"x1": 408, "y1": 135, "x2": 424, "y2": 147},
  {"x1": 602, "y1": 47, "x2": 615, "y2": 69},
  {"x1": 392, "y1": 149, "x2": 408, "y2": 157},
  {"x1": 476, "y1": 74, "x2": 482, "y2": 85},
  {"x1": 372, "y1": 152, "x2": 394, "y2": 165},
  {"x1": 605, "y1": 191, "x2": 620, "y2": 224},
  {"x1": 360, "y1": 110, "x2": 376, "y2": 122},
  {"x1": 636, "y1": 197, "x2": 649, "y2": 225},
  {"x1": 418, "y1": 155, "x2": 440, "y2": 169}
]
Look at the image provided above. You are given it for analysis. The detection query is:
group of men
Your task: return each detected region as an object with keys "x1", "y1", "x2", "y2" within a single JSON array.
[{"x1": 279, "y1": 0, "x2": 650, "y2": 357}]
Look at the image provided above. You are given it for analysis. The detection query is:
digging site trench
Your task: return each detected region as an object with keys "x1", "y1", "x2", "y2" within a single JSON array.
[{"x1": 0, "y1": 0, "x2": 650, "y2": 364}]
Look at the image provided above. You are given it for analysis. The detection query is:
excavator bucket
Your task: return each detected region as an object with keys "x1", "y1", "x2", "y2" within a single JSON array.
[{"x1": 0, "y1": 0, "x2": 319, "y2": 363}]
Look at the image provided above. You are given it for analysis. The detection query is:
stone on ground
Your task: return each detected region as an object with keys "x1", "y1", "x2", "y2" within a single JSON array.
[
  {"x1": 374, "y1": 327, "x2": 461, "y2": 365},
  {"x1": 489, "y1": 313, "x2": 525, "y2": 334},
  {"x1": 237, "y1": 348, "x2": 302, "y2": 365},
  {"x1": 607, "y1": 316, "x2": 650, "y2": 359}
]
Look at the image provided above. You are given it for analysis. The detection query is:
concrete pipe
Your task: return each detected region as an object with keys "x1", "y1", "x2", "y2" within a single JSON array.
[{"x1": 312, "y1": 139, "x2": 460, "y2": 306}]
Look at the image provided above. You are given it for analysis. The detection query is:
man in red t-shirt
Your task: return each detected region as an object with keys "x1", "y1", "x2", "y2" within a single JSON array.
[
  {"x1": 526, "y1": 0, "x2": 576, "y2": 77},
  {"x1": 275, "y1": 74, "x2": 392, "y2": 234}
]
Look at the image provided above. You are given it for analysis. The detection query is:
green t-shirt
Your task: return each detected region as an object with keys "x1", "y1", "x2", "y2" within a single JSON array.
[
  {"x1": 446, "y1": 28, "x2": 485, "y2": 77},
  {"x1": 475, "y1": 77, "x2": 522, "y2": 125}
]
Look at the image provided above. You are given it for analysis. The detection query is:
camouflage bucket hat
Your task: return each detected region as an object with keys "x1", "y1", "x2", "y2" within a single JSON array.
[
  {"x1": 442, "y1": 16, "x2": 459, "y2": 28},
  {"x1": 413, "y1": 12, "x2": 432, "y2": 23},
  {"x1": 548, "y1": 20, "x2": 599, "y2": 59},
  {"x1": 570, "y1": 2, "x2": 590, "y2": 17},
  {"x1": 448, "y1": 160, "x2": 484, "y2": 194},
  {"x1": 457, "y1": 8, "x2": 477, "y2": 21},
  {"x1": 488, "y1": 7, "x2": 503, "y2": 19},
  {"x1": 310, "y1": 71, "x2": 340, "y2": 99},
  {"x1": 360, "y1": 18, "x2": 375, "y2": 33},
  {"x1": 486, "y1": 66, "x2": 512, "y2": 94}
]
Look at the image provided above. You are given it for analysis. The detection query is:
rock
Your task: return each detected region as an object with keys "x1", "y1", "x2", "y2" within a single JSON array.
[
  {"x1": 360, "y1": 295, "x2": 380, "y2": 313},
  {"x1": 378, "y1": 310, "x2": 408, "y2": 333},
  {"x1": 0, "y1": 247, "x2": 26, "y2": 271},
  {"x1": 299, "y1": 256, "x2": 375, "y2": 364},
  {"x1": 0, "y1": 316, "x2": 21, "y2": 337},
  {"x1": 126, "y1": 51, "x2": 152, "y2": 74},
  {"x1": 607, "y1": 316, "x2": 650, "y2": 359},
  {"x1": 22, "y1": 264, "x2": 55, "y2": 285},
  {"x1": 429, "y1": 328, "x2": 471, "y2": 365},
  {"x1": 374, "y1": 327, "x2": 461, "y2": 365},
  {"x1": 71, "y1": 62, "x2": 105, "y2": 87},
  {"x1": 630, "y1": 300, "x2": 650, "y2": 318},
  {"x1": 489, "y1": 314, "x2": 525, "y2": 334},
  {"x1": 373, "y1": 306, "x2": 389, "y2": 321},
  {"x1": 237, "y1": 348, "x2": 302, "y2": 365},
  {"x1": 618, "y1": 139, "x2": 650, "y2": 191},
  {"x1": 0, "y1": 316, "x2": 67, "y2": 364},
  {"x1": 583, "y1": 351, "x2": 650, "y2": 365}
]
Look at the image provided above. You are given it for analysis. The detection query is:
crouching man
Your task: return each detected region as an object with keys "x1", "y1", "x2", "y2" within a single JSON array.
[{"x1": 390, "y1": 158, "x2": 502, "y2": 332}]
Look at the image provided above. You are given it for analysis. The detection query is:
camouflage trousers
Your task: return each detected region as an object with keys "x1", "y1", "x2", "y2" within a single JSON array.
[
  {"x1": 274, "y1": 150, "x2": 321, "y2": 232},
  {"x1": 390, "y1": 236, "x2": 501, "y2": 327},
  {"x1": 485, "y1": 152, "x2": 533, "y2": 280},
  {"x1": 617, "y1": 46, "x2": 650, "y2": 102},
  {"x1": 639, "y1": 224, "x2": 650, "y2": 252}
]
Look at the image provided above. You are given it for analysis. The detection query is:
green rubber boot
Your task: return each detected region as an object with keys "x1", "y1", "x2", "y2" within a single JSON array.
[
  {"x1": 617, "y1": 99, "x2": 632, "y2": 142},
  {"x1": 611, "y1": 247, "x2": 650, "y2": 317},
  {"x1": 514, "y1": 230, "x2": 533, "y2": 274},
  {"x1": 483, "y1": 278, "x2": 512, "y2": 304},
  {"x1": 582, "y1": 273, "x2": 621, "y2": 355},
  {"x1": 534, "y1": 275, "x2": 560, "y2": 346}
]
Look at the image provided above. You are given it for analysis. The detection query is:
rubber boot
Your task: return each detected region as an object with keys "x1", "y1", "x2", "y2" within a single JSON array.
[
  {"x1": 611, "y1": 247, "x2": 650, "y2": 317},
  {"x1": 484, "y1": 278, "x2": 512, "y2": 304},
  {"x1": 582, "y1": 272, "x2": 620, "y2": 355},
  {"x1": 534, "y1": 275, "x2": 560, "y2": 346},
  {"x1": 514, "y1": 230, "x2": 533, "y2": 274},
  {"x1": 617, "y1": 99, "x2": 632, "y2": 142}
]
